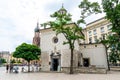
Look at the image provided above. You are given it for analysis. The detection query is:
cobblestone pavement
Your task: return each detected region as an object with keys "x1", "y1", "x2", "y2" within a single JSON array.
[{"x1": 0, "y1": 67, "x2": 120, "y2": 80}]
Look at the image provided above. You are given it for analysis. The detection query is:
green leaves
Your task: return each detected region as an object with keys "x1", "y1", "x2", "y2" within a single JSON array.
[
  {"x1": 101, "y1": 0, "x2": 120, "y2": 64},
  {"x1": 0, "y1": 58, "x2": 6, "y2": 63},
  {"x1": 77, "y1": 19, "x2": 86, "y2": 25},
  {"x1": 41, "y1": 6, "x2": 84, "y2": 51},
  {"x1": 50, "y1": 12, "x2": 58, "y2": 17},
  {"x1": 101, "y1": 34, "x2": 120, "y2": 64},
  {"x1": 13, "y1": 43, "x2": 41, "y2": 62},
  {"x1": 102, "y1": 0, "x2": 120, "y2": 34},
  {"x1": 78, "y1": 0, "x2": 101, "y2": 25}
]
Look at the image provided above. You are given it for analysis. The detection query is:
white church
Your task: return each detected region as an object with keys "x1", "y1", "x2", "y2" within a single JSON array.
[{"x1": 33, "y1": 6, "x2": 108, "y2": 73}]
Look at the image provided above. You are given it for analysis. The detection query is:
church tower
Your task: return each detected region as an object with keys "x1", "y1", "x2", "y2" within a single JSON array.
[{"x1": 32, "y1": 22, "x2": 40, "y2": 47}]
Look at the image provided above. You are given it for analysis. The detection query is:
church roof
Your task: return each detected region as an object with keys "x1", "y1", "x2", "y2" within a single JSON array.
[
  {"x1": 58, "y1": 4, "x2": 67, "y2": 14},
  {"x1": 40, "y1": 22, "x2": 84, "y2": 36},
  {"x1": 35, "y1": 27, "x2": 39, "y2": 32},
  {"x1": 34, "y1": 22, "x2": 40, "y2": 32}
]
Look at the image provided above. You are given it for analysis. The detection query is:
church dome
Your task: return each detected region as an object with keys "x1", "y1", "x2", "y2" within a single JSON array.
[
  {"x1": 34, "y1": 22, "x2": 40, "y2": 32},
  {"x1": 58, "y1": 4, "x2": 67, "y2": 14},
  {"x1": 34, "y1": 27, "x2": 39, "y2": 32}
]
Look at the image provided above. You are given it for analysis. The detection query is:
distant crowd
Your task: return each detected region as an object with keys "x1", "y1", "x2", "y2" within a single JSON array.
[{"x1": 6, "y1": 64, "x2": 41, "y2": 73}]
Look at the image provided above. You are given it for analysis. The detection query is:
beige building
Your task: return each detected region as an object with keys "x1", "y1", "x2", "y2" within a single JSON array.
[
  {"x1": 0, "y1": 51, "x2": 10, "y2": 63},
  {"x1": 83, "y1": 17, "x2": 112, "y2": 44}
]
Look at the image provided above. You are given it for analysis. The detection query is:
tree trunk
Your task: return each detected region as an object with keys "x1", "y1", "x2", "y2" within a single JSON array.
[
  {"x1": 70, "y1": 48, "x2": 74, "y2": 74},
  {"x1": 104, "y1": 45, "x2": 110, "y2": 71},
  {"x1": 28, "y1": 61, "x2": 30, "y2": 72}
]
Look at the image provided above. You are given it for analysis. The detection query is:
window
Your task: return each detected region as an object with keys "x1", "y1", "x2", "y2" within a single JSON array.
[
  {"x1": 89, "y1": 37, "x2": 92, "y2": 43},
  {"x1": 93, "y1": 29, "x2": 97, "y2": 35},
  {"x1": 101, "y1": 34, "x2": 106, "y2": 40},
  {"x1": 52, "y1": 37, "x2": 58, "y2": 44},
  {"x1": 101, "y1": 27, "x2": 104, "y2": 33},
  {"x1": 88, "y1": 31, "x2": 92, "y2": 36},
  {"x1": 107, "y1": 24, "x2": 112, "y2": 31},
  {"x1": 94, "y1": 36, "x2": 97, "y2": 43}
]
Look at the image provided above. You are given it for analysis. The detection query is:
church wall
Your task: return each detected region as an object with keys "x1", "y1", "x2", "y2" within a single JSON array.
[
  {"x1": 41, "y1": 29, "x2": 80, "y2": 52},
  {"x1": 61, "y1": 49, "x2": 79, "y2": 67},
  {"x1": 80, "y1": 44, "x2": 108, "y2": 69},
  {"x1": 61, "y1": 49, "x2": 71, "y2": 67},
  {"x1": 41, "y1": 29, "x2": 69, "y2": 52},
  {"x1": 41, "y1": 51, "x2": 50, "y2": 71},
  {"x1": 40, "y1": 27, "x2": 83, "y2": 71},
  {"x1": 41, "y1": 49, "x2": 79, "y2": 71}
]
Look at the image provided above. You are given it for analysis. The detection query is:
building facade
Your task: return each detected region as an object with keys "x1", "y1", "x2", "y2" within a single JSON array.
[
  {"x1": 83, "y1": 17, "x2": 112, "y2": 44},
  {"x1": 40, "y1": 23, "x2": 81, "y2": 71},
  {"x1": 40, "y1": 23, "x2": 108, "y2": 72},
  {"x1": 39, "y1": 6, "x2": 108, "y2": 72},
  {"x1": 0, "y1": 51, "x2": 10, "y2": 63}
]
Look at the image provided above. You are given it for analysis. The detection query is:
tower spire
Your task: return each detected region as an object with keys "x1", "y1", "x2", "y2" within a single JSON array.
[
  {"x1": 37, "y1": 21, "x2": 39, "y2": 28},
  {"x1": 34, "y1": 20, "x2": 40, "y2": 32},
  {"x1": 37, "y1": 18, "x2": 39, "y2": 28},
  {"x1": 58, "y1": 3, "x2": 67, "y2": 15},
  {"x1": 62, "y1": 3, "x2": 64, "y2": 8},
  {"x1": 33, "y1": 20, "x2": 40, "y2": 47}
]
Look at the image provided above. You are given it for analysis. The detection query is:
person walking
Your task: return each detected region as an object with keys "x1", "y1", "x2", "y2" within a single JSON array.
[
  {"x1": 9, "y1": 64, "x2": 13, "y2": 73},
  {"x1": 6, "y1": 64, "x2": 9, "y2": 73},
  {"x1": 21, "y1": 66, "x2": 24, "y2": 72}
]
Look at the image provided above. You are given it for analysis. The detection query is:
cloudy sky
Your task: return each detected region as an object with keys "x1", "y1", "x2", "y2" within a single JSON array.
[{"x1": 0, "y1": 0, "x2": 104, "y2": 53}]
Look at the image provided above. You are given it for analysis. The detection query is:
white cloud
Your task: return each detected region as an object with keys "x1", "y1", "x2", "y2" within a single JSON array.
[{"x1": 0, "y1": 0, "x2": 103, "y2": 52}]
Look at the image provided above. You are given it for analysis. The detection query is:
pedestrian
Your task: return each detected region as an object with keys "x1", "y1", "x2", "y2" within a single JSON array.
[
  {"x1": 6, "y1": 64, "x2": 9, "y2": 73},
  {"x1": 35, "y1": 65, "x2": 39, "y2": 72},
  {"x1": 32, "y1": 65, "x2": 34, "y2": 72},
  {"x1": 9, "y1": 64, "x2": 13, "y2": 73},
  {"x1": 21, "y1": 66, "x2": 24, "y2": 72}
]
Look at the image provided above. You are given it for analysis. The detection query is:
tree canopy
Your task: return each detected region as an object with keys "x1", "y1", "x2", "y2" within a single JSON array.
[
  {"x1": 13, "y1": 43, "x2": 41, "y2": 62},
  {"x1": 0, "y1": 58, "x2": 6, "y2": 64},
  {"x1": 102, "y1": 0, "x2": 120, "y2": 34},
  {"x1": 102, "y1": 0, "x2": 120, "y2": 65},
  {"x1": 13, "y1": 43, "x2": 41, "y2": 72}
]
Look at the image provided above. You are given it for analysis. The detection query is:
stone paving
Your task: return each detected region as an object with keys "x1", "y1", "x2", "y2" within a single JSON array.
[{"x1": 0, "y1": 67, "x2": 120, "y2": 80}]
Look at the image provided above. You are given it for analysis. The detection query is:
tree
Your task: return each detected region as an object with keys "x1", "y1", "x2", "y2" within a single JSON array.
[
  {"x1": 41, "y1": 0, "x2": 101, "y2": 74},
  {"x1": 0, "y1": 58, "x2": 6, "y2": 64},
  {"x1": 10, "y1": 59, "x2": 16, "y2": 64},
  {"x1": 102, "y1": 0, "x2": 120, "y2": 35},
  {"x1": 102, "y1": 0, "x2": 120, "y2": 66},
  {"x1": 13, "y1": 43, "x2": 41, "y2": 72},
  {"x1": 102, "y1": 0, "x2": 120, "y2": 50},
  {"x1": 100, "y1": 35, "x2": 117, "y2": 70},
  {"x1": 79, "y1": 0, "x2": 120, "y2": 70},
  {"x1": 108, "y1": 35, "x2": 120, "y2": 65},
  {"x1": 17, "y1": 60, "x2": 22, "y2": 64},
  {"x1": 42, "y1": 7, "x2": 84, "y2": 74},
  {"x1": 109, "y1": 48, "x2": 119, "y2": 65},
  {"x1": 78, "y1": 0, "x2": 101, "y2": 25}
]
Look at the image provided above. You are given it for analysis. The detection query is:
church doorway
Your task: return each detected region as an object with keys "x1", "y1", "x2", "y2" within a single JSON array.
[
  {"x1": 50, "y1": 52, "x2": 61, "y2": 71},
  {"x1": 52, "y1": 58, "x2": 59, "y2": 71},
  {"x1": 83, "y1": 58, "x2": 90, "y2": 67}
]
